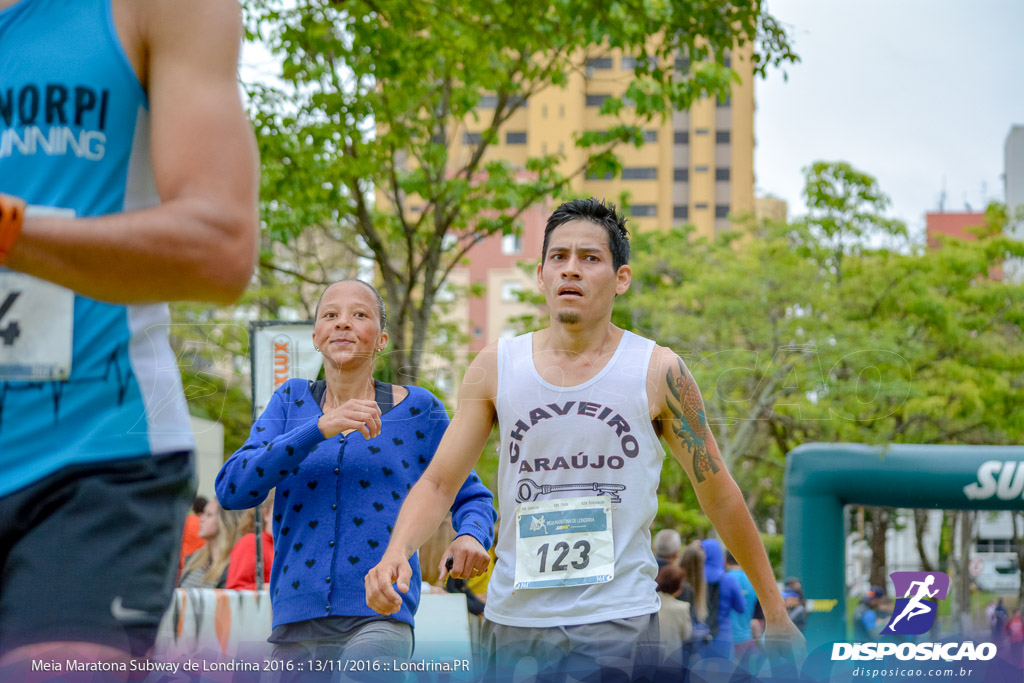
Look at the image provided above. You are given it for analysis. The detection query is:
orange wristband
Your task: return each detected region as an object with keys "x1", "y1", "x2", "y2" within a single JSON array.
[{"x1": 0, "y1": 193, "x2": 27, "y2": 265}]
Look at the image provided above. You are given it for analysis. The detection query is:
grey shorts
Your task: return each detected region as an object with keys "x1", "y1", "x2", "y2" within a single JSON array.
[
  {"x1": 478, "y1": 613, "x2": 660, "y2": 682},
  {"x1": 272, "y1": 620, "x2": 413, "y2": 682}
]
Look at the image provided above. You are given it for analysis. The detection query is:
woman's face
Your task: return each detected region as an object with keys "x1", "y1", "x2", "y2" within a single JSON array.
[
  {"x1": 198, "y1": 501, "x2": 221, "y2": 540},
  {"x1": 313, "y1": 281, "x2": 387, "y2": 368}
]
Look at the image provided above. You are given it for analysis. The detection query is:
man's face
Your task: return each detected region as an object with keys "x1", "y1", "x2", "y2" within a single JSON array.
[{"x1": 536, "y1": 220, "x2": 630, "y2": 326}]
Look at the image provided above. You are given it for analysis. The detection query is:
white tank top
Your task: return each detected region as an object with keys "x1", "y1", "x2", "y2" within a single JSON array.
[{"x1": 485, "y1": 330, "x2": 663, "y2": 627}]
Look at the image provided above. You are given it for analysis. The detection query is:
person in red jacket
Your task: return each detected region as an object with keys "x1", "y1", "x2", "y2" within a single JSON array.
[{"x1": 226, "y1": 492, "x2": 275, "y2": 590}]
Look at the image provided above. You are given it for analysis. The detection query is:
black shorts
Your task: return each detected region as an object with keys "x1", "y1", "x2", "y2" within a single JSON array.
[{"x1": 0, "y1": 451, "x2": 194, "y2": 657}]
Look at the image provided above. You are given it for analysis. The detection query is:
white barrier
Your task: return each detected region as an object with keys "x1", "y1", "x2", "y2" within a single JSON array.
[{"x1": 154, "y1": 588, "x2": 476, "y2": 675}]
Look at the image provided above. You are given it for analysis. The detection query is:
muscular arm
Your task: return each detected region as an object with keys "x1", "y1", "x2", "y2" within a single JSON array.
[
  {"x1": 655, "y1": 348, "x2": 797, "y2": 640},
  {"x1": 5, "y1": 0, "x2": 258, "y2": 304},
  {"x1": 365, "y1": 347, "x2": 498, "y2": 613}
]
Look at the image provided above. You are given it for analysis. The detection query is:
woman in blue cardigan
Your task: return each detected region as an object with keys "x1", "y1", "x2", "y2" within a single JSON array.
[{"x1": 216, "y1": 280, "x2": 495, "y2": 667}]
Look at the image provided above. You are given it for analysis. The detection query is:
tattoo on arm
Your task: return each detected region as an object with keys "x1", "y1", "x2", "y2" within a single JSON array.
[{"x1": 666, "y1": 357, "x2": 720, "y2": 483}]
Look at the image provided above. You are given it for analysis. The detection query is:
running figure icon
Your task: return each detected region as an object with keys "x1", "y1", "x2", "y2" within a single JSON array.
[{"x1": 887, "y1": 574, "x2": 939, "y2": 630}]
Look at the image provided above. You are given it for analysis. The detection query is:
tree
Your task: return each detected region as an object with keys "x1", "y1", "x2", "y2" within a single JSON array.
[
  {"x1": 245, "y1": 0, "x2": 798, "y2": 384},
  {"x1": 615, "y1": 165, "x2": 1024, "y2": 540}
]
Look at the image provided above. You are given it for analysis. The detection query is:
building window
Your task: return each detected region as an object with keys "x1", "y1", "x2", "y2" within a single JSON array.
[
  {"x1": 508, "y1": 94, "x2": 528, "y2": 109},
  {"x1": 585, "y1": 57, "x2": 613, "y2": 70},
  {"x1": 622, "y1": 167, "x2": 658, "y2": 180},
  {"x1": 463, "y1": 132, "x2": 481, "y2": 145},
  {"x1": 716, "y1": 131, "x2": 730, "y2": 144},
  {"x1": 715, "y1": 168, "x2": 730, "y2": 181},
  {"x1": 501, "y1": 233, "x2": 522, "y2": 255},
  {"x1": 642, "y1": 129, "x2": 658, "y2": 143},
  {"x1": 629, "y1": 204, "x2": 657, "y2": 217},
  {"x1": 479, "y1": 95, "x2": 498, "y2": 108},
  {"x1": 717, "y1": 96, "x2": 730, "y2": 108},
  {"x1": 430, "y1": 132, "x2": 445, "y2": 144},
  {"x1": 586, "y1": 94, "x2": 610, "y2": 107},
  {"x1": 673, "y1": 168, "x2": 689, "y2": 182},
  {"x1": 695, "y1": 202, "x2": 708, "y2": 210},
  {"x1": 723, "y1": 55, "x2": 732, "y2": 69},
  {"x1": 675, "y1": 56, "x2": 690, "y2": 72},
  {"x1": 501, "y1": 280, "x2": 523, "y2": 302},
  {"x1": 673, "y1": 205, "x2": 689, "y2": 220},
  {"x1": 621, "y1": 56, "x2": 637, "y2": 70},
  {"x1": 695, "y1": 128, "x2": 709, "y2": 136},
  {"x1": 674, "y1": 130, "x2": 689, "y2": 145},
  {"x1": 694, "y1": 165, "x2": 709, "y2": 174},
  {"x1": 715, "y1": 204, "x2": 730, "y2": 218},
  {"x1": 506, "y1": 131, "x2": 527, "y2": 145},
  {"x1": 585, "y1": 170, "x2": 614, "y2": 180}
]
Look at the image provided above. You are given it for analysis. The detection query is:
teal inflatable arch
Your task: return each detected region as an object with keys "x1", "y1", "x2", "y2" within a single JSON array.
[{"x1": 783, "y1": 443, "x2": 1024, "y2": 645}]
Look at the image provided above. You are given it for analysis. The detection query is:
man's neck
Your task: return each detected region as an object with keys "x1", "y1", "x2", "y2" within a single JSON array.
[{"x1": 538, "y1": 321, "x2": 620, "y2": 358}]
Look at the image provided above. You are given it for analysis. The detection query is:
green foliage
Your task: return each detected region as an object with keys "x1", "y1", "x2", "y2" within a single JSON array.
[
  {"x1": 614, "y1": 163, "x2": 1024, "y2": 537},
  {"x1": 244, "y1": 0, "x2": 797, "y2": 384},
  {"x1": 170, "y1": 303, "x2": 254, "y2": 457}
]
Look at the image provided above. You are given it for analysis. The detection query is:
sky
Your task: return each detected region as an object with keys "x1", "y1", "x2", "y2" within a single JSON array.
[
  {"x1": 755, "y1": 1, "x2": 1024, "y2": 239},
  {"x1": 242, "y1": 2, "x2": 1024, "y2": 241}
]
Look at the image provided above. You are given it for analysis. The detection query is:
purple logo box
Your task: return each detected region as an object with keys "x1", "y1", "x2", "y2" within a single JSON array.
[{"x1": 882, "y1": 571, "x2": 950, "y2": 635}]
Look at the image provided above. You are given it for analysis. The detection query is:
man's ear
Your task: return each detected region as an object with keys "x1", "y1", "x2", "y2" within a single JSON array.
[{"x1": 615, "y1": 264, "x2": 632, "y2": 295}]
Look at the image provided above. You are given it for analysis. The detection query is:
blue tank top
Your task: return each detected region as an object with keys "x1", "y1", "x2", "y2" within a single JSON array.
[{"x1": 0, "y1": 0, "x2": 195, "y2": 496}]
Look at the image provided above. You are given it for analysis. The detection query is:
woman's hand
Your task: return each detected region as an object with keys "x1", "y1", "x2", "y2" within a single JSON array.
[{"x1": 317, "y1": 399, "x2": 382, "y2": 439}]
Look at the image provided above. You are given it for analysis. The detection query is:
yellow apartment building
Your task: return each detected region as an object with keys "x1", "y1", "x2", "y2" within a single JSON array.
[{"x1": 445, "y1": 44, "x2": 755, "y2": 239}]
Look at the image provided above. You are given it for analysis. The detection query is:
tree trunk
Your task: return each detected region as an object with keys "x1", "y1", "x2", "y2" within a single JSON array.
[
  {"x1": 913, "y1": 509, "x2": 934, "y2": 572},
  {"x1": 951, "y1": 511, "x2": 974, "y2": 632},
  {"x1": 868, "y1": 507, "x2": 891, "y2": 589},
  {"x1": 1013, "y1": 511, "x2": 1024, "y2": 611}
]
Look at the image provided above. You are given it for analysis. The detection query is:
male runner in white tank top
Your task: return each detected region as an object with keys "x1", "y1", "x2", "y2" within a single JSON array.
[{"x1": 366, "y1": 198, "x2": 803, "y2": 678}]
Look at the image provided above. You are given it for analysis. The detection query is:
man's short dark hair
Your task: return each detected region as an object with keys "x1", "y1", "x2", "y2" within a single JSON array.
[
  {"x1": 192, "y1": 495, "x2": 209, "y2": 516},
  {"x1": 542, "y1": 198, "x2": 630, "y2": 270}
]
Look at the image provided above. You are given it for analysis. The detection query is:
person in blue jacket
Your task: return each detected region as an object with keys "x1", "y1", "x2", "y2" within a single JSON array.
[
  {"x1": 701, "y1": 538, "x2": 746, "y2": 660},
  {"x1": 216, "y1": 280, "x2": 495, "y2": 667}
]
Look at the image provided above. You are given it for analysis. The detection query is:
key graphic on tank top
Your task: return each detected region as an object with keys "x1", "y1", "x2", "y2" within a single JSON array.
[{"x1": 516, "y1": 478, "x2": 626, "y2": 503}]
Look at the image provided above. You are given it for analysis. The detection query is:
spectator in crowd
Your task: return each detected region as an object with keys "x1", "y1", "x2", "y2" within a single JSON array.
[
  {"x1": 784, "y1": 576, "x2": 804, "y2": 600},
  {"x1": 726, "y1": 551, "x2": 760, "y2": 669},
  {"x1": 653, "y1": 529, "x2": 682, "y2": 569},
  {"x1": 853, "y1": 586, "x2": 886, "y2": 642},
  {"x1": 179, "y1": 500, "x2": 253, "y2": 589},
  {"x1": 990, "y1": 598, "x2": 1009, "y2": 645},
  {"x1": 179, "y1": 496, "x2": 209, "y2": 575},
  {"x1": 701, "y1": 539, "x2": 746, "y2": 660},
  {"x1": 783, "y1": 589, "x2": 806, "y2": 632},
  {"x1": 679, "y1": 544, "x2": 709, "y2": 648},
  {"x1": 215, "y1": 280, "x2": 494, "y2": 669},
  {"x1": 226, "y1": 491, "x2": 275, "y2": 590},
  {"x1": 1005, "y1": 608, "x2": 1023, "y2": 667},
  {"x1": 655, "y1": 564, "x2": 692, "y2": 664}
]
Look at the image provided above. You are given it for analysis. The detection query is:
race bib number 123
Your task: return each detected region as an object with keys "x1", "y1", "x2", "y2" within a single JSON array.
[{"x1": 514, "y1": 496, "x2": 615, "y2": 590}]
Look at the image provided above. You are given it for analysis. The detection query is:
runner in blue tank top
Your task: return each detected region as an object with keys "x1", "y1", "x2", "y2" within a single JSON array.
[
  {"x1": 0, "y1": 0, "x2": 257, "y2": 671},
  {"x1": 366, "y1": 198, "x2": 805, "y2": 679}
]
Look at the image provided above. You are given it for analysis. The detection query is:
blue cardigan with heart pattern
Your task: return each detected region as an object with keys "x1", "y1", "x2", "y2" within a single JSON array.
[{"x1": 215, "y1": 379, "x2": 495, "y2": 628}]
